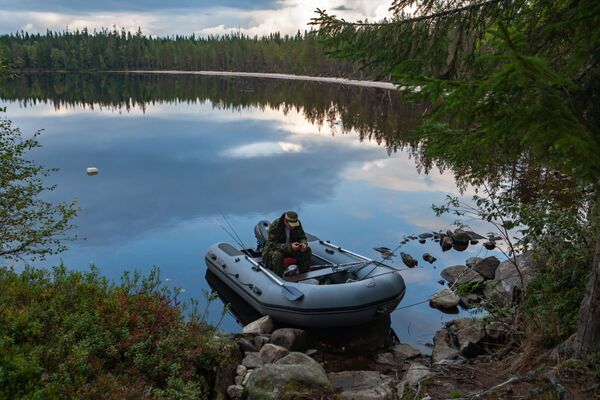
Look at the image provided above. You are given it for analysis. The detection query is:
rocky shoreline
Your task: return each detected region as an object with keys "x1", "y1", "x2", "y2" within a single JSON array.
[{"x1": 207, "y1": 254, "x2": 543, "y2": 399}]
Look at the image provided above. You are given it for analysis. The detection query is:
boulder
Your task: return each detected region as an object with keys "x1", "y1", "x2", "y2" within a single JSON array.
[
  {"x1": 423, "y1": 253, "x2": 437, "y2": 264},
  {"x1": 429, "y1": 288, "x2": 460, "y2": 310},
  {"x1": 465, "y1": 257, "x2": 483, "y2": 269},
  {"x1": 241, "y1": 352, "x2": 264, "y2": 369},
  {"x1": 328, "y1": 371, "x2": 395, "y2": 400},
  {"x1": 254, "y1": 334, "x2": 270, "y2": 350},
  {"x1": 452, "y1": 229, "x2": 471, "y2": 251},
  {"x1": 227, "y1": 384, "x2": 244, "y2": 400},
  {"x1": 270, "y1": 328, "x2": 307, "y2": 351},
  {"x1": 236, "y1": 365, "x2": 248, "y2": 377},
  {"x1": 485, "y1": 254, "x2": 537, "y2": 306},
  {"x1": 375, "y1": 352, "x2": 399, "y2": 372},
  {"x1": 441, "y1": 265, "x2": 485, "y2": 286},
  {"x1": 431, "y1": 328, "x2": 460, "y2": 363},
  {"x1": 245, "y1": 352, "x2": 330, "y2": 400},
  {"x1": 450, "y1": 318, "x2": 486, "y2": 358},
  {"x1": 236, "y1": 337, "x2": 257, "y2": 353},
  {"x1": 392, "y1": 343, "x2": 421, "y2": 361},
  {"x1": 458, "y1": 293, "x2": 481, "y2": 308},
  {"x1": 243, "y1": 316, "x2": 274, "y2": 335},
  {"x1": 473, "y1": 256, "x2": 500, "y2": 280},
  {"x1": 259, "y1": 343, "x2": 289, "y2": 364}
]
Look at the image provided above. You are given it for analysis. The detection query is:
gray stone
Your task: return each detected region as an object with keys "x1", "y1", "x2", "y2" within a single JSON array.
[
  {"x1": 429, "y1": 288, "x2": 460, "y2": 309},
  {"x1": 328, "y1": 371, "x2": 394, "y2": 400},
  {"x1": 459, "y1": 293, "x2": 481, "y2": 308},
  {"x1": 486, "y1": 254, "x2": 537, "y2": 306},
  {"x1": 397, "y1": 363, "x2": 432, "y2": 399},
  {"x1": 243, "y1": 316, "x2": 274, "y2": 335},
  {"x1": 432, "y1": 328, "x2": 459, "y2": 363},
  {"x1": 270, "y1": 328, "x2": 306, "y2": 351},
  {"x1": 254, "y1": 334, "x2": 270, "y2": 350},
  {"x1": 465, "y1": 257, "x2": 483, "y2": 268},
  {"x1": 392, "y1": 343, "x2": 421, "y2": 361},
  {"x1": 236, "y1": 337, "x2": 257, "y2": 353},
  {"x1": 451, "y1": 318, "x2": 486, "y2": 358},
  {"x1": 473, "y1": 256, "x2": 500, "y2": 280},
  {"x1": 245, "y1": 352, "x2": 330, "y2": 400},
  {"x1": 236, "y1": 364, "x2": 248, "y2": 377},
  {"x1": 241, "y1": 352, "x2": 264, "y2": 369},
  {"x1": 227, "y1": 384, "x2": 244, "y2": 400},
  {"x1": 259, "y1": 343, "x2": 289, "y2": 364},
  {"x1": 242, "y1": 370, "x2": 253, "y2": 386},
  {"x1": 375, "y1": 352, "x2": 398, "y2": 372},
  {"x1": 441, "y1": 265, "x2": 485, "y2": 286},
  {"x1": 235, "y1": 375, "x2": 244, "y2": 385}
]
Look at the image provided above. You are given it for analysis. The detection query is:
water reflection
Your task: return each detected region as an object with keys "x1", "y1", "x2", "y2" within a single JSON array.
[{"x1": 0, "y1": 73, "x2": 498, "y2": 353}]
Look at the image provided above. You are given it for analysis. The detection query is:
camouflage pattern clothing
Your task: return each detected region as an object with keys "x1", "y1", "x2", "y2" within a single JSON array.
[{"x1": 262, "y1": 213, "x2": 312, "y2": 276}]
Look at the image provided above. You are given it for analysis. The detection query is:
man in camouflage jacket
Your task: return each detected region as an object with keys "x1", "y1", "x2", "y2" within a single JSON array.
[{"x1": 262, "y1": 211, "x2": 312, "y2": 276}]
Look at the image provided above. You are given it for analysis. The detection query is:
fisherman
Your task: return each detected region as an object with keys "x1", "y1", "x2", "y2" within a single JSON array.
[{"x1": 262, "y1": 211, "x2": 312, "y2": 276}]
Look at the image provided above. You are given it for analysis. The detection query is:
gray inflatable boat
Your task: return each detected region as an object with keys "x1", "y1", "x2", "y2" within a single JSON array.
[{"x1": 204, "y1": 220, "x2": 406, "y2": 327}]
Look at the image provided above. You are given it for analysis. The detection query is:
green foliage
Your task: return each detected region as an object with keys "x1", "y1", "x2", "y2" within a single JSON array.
[
  {"x1": 0, "y1": 265, "x2": 236, "y2": 399},
  {"x1": 0, "y1": 117, "x2": 79, "y2": 262}
]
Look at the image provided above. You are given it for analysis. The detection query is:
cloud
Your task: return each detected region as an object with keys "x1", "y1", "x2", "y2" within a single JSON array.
[{"x1": 0, "y1": 1, "x2": 393, "y2": 37}]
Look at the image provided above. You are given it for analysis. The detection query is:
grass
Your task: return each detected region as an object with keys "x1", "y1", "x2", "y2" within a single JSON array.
[{"x1": 0, "y1": 265, "x2": 238, "y2": 400}]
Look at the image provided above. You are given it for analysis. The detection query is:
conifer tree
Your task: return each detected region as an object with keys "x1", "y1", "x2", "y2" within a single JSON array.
[{"x1": 313, "y1": 0, "x2": 600, "y2": 355}]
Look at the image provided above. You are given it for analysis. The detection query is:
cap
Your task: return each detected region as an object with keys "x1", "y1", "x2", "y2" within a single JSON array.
[{"x1": 284, "y1": 211, "x2": 300, "y2": 227}]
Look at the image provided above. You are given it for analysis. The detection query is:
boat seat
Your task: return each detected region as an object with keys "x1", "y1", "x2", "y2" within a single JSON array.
[{"x1": 283, "y1": 266, "x2": 337, "y2": 283}]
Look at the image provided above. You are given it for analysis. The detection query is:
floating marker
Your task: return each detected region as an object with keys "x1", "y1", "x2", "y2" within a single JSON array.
[{"x1": 86, "y1": 167, "x2": 98, "y2": 176}]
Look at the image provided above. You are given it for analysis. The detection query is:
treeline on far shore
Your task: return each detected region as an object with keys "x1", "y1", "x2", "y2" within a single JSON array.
[{"x1": 0, "y1": 28, "x2": 377, "y2": 78}]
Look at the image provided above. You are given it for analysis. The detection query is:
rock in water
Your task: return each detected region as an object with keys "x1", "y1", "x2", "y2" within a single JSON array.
[
  {"x1": 452, "y1": 229, "x2": 470, "y2": 251},
  {"x1": 86, "y1": 167, "x2": 98, "y2": 176},
  {"x1": 422, "y1": 253, "x2": 437, "y2": 264},
  {"x1": 483, "y1": 241, "x2": 496, "y2": 250},
  {"x1": 400, "y1": 252, "x2": 418, "y2": 268},
  {"x1": 441, "y1": 236, "x2": 453, "y2": 251}
]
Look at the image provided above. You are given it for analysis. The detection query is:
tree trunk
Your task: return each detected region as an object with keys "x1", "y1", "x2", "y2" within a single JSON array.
[{"x1": 573, "y1": 226, "x2": 600, "y2": 356}]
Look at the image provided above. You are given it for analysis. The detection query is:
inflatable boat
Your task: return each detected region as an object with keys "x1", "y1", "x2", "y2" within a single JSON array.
[{"x1": 204, "y1": 221, "x2": 406, "y2": 327}]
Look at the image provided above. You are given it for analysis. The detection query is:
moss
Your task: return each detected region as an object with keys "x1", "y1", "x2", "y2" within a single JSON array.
[{"x1": 277, "y1": 380, "x2": 340, "y2": 400}]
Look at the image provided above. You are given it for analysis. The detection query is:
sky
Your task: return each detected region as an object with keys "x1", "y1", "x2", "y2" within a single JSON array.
[{"x1": 0, "y1": 0, "x2": 393, "y2": 37}]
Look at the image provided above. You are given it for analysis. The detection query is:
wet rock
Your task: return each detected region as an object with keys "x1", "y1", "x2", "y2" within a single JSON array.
[
  {"x1": 419, "y1": 233, "x2": 433, "y2": 239},
  {"x1": 432, "y1": 328, "x2": 460, "y2": 363},
  {"x1": 483, "y1": 241, "x2": 496, "y2": 250},
  {"x1": 470, "y1": 239, "x2": 479, "y2": 245},
  {"x1": 437, "y1": 279, "x2": 445, "y2": 285},
  {"x1": 245, "y1": 352, "x2": 330, "y2": 400},
  {"x1": 465, "y1": 257, "x2": 483, "y2": 269},
  {"x1": 328, "y1": 371, "x2": 394, "y2": 400},
  {"x1": 243, "y1": 315, "x2": 274, "y2": 335},
  {"x1": 430, "y1": 288, "x2": 460, "y2": 310},
  {"x1": 374, "y1": 247, "x2": 395, "y2": 259},
  {"x1": 259, "y1": 343, "x2": 289, "y2": 364},
  {"x1": 242, "y1": 352, "x2": 264, "y2": 369},
  {"x1": 392, "y1": 343, "x2": 421, "y2": 361},
  {"x1": 270, "y1": 328, "x2": 306, "y2": 351},
  {"x1": 423, "y1": 253, "x2": 437, "y2": 264},
  {"x1": 227, "y1": 384, "x2": 244, "y2": 400},
  {"x1": 452, "y1": 229, "x2": 471, "y2": 251},
  {"x1": 237, "y1": 337, "x2": 257, "y2": 353},
  {"x1": 400, "y1": 252, "x2": 418, "y2": 268},
  {"x1": 473, "y1": 256, "x2": 500, "y2": 280},
  {"x1": 419, "y1": 238, "x2": 426, "y2": 244},
  {"x1": 466, "y1": 231, "x2": 486, "y2": 240},
  {"x1": 441, "y1": 236, "x2": 453, "y2": 251}
]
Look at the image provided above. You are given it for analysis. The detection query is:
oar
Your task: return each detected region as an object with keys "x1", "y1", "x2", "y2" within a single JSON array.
[{"x1": 245, "y1": 256, "x2": 304, "y2": 301}]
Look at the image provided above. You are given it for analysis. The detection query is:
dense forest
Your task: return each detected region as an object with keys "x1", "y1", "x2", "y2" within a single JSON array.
[{"x1": 0, "y1": 29, "x2": 370, "y2": 78}]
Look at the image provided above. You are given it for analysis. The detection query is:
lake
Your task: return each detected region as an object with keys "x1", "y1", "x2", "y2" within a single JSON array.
[{"x1": 0, "y1": 73, "x2": 498, "y2": 353}]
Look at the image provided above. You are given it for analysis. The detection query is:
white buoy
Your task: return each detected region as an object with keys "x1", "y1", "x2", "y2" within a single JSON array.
[{"x1": 86, "y1": 167, "x2": 99, "y2": 176}]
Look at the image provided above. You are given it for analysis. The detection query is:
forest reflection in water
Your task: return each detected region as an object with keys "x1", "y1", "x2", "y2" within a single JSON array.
[{"x1": 0, "y1": 73, "x2": 528, "y2": 352}]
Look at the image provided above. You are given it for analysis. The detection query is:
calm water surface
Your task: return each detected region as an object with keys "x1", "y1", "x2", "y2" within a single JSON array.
[{"x1": 0, "y1": 74, "x2": 500, "y2": 352}]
